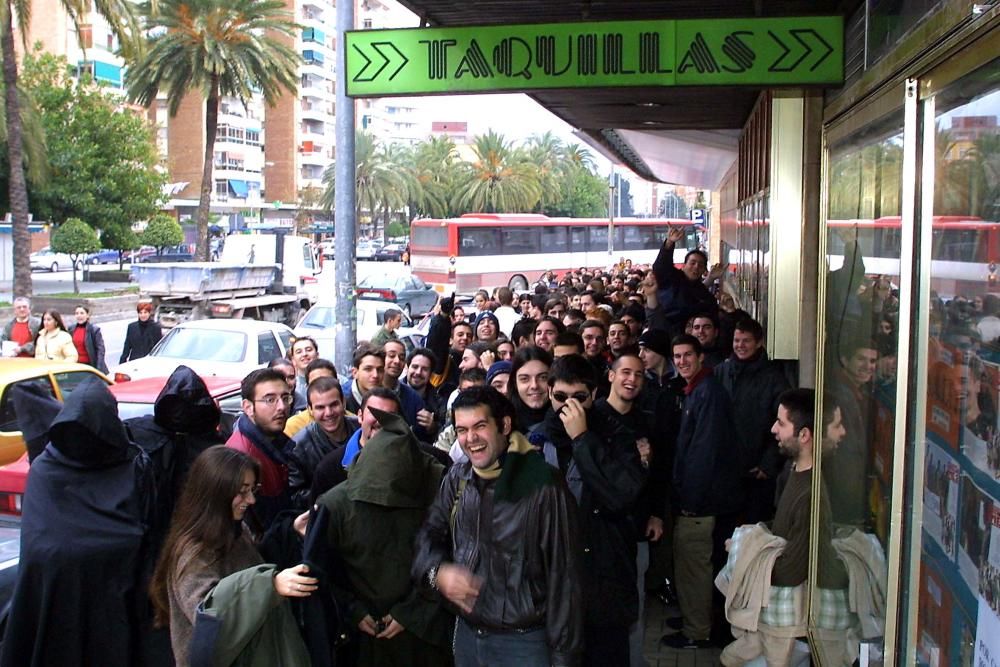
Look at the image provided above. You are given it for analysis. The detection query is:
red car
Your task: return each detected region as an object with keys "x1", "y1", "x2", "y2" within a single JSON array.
[{"x1": 0, "y1": 375, "x2": 243, "y2": 516}]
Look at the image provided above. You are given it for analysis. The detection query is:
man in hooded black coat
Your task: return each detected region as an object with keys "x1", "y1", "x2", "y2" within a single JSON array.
[
  {"x1": 0, "y1": 377, "x2": 154, "y2": 667},
  {"x1": 124, "y1": 365, "x2": 224, "y2": 542}
]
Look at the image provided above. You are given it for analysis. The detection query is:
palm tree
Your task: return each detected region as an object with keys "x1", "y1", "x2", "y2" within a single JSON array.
[
  {"x1": 525, "y1": 131, "x2": 564, "y2": 214},
  {"x1": 452, "y1": 130, "x2": 541, "y2": 214},
  {"x1": 321, "y1": 131, "x2": 407, "y2": 238},
  {"x1": 564, "y1": 142, "x2": 596, "y2": 171},
  {"x1": 3, "y1": 0, "x2": 139, "y2": 296},
  {"x1": 0, "y1": 80, "x2": 49, "y2": 191},
  {"x1": 126, "y1": 0, "x2": 300, "y2": 261},
  {"x1": 409, "y1": 135, "x2": 459, "y2": 218}
]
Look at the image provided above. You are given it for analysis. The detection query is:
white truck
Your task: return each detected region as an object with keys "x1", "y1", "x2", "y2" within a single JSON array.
[{"x1": 131, "y1": 233, "x2": 322, "y2": 327}]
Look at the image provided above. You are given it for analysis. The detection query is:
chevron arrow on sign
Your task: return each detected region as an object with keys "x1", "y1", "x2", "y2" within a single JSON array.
[
  {"x1": 351, "y1": 41, "x2": 410, "y2": 83},
  {"x1": 767, "y1": 28, "x2": 834, "y2": 73}
]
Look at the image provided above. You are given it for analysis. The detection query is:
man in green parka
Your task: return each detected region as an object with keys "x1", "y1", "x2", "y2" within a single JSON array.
[{"x1": 317, "y1": 408, "x2": 453, "y2": 666}]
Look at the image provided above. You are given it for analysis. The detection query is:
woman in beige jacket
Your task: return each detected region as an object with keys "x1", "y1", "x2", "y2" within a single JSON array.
[{"x1": 34, "y1": 310, "x2": 78, "y2": 362}]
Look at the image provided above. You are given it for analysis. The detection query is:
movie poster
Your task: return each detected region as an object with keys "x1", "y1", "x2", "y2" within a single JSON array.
[
  {"x1": 959, "y1": 476, "x2": 994, "y2": 595},
  {"x1": 962, "y1": 357, "x2": 1000, "y2": 481},
  {"x1": 918, "y1": 559, "x2": 953, "y2": 667},
  {"x1": 928, "y1": 342, "x2": 965, "y2": 451},
  {"x1": 925, "y1": 441, "x2": 960, "y2": 560}
]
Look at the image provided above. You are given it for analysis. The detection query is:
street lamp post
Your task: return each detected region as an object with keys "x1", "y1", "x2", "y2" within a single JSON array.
[
  {"x1": 334, "y1": 0, "x2": 357, "y2": 375},
  {"x1": 607, "y1": 168, "x2": 617, "y2": 263}
]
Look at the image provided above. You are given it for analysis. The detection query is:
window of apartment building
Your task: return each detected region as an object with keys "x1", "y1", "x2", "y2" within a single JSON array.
[
  {"x1": 78, "y1": 24, "x2": 93, "y2": 49},
  {"x1": 363, "y1": 18, "x2": 373, "y2": 28},
  {"x1": 246, "y1": 130, "x2": 261, "y2": 146}
]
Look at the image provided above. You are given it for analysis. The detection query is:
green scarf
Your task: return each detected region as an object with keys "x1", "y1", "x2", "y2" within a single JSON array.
[{"x1": 472, "y1": 431, "x2": 556, "y2": 503}]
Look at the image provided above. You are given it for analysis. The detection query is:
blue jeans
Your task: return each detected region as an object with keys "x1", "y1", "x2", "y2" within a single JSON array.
[{"x1": 453, "y1": 619, "x2": 550, "y2": 667}]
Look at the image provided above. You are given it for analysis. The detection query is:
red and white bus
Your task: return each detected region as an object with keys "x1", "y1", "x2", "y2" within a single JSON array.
[
  {"x1": 409, "y1": 214, "x2": 698, "y2": 293},
  {"x1": 826, "y1": 215, "x2": 1000, "y2": 297}
]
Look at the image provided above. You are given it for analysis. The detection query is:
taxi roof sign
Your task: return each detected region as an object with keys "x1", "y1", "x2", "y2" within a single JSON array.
[{"x1": 345, "y1": 16, "x2": 843, "y2": 97}]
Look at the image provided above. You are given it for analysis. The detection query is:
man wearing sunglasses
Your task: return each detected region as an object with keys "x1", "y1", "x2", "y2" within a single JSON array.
[
  {"x1": 227, "y1": 368, "x2": 295, "y2": 530},
  {"x1": 529, "y1": 354, "x2": 646, "y2": 665}
]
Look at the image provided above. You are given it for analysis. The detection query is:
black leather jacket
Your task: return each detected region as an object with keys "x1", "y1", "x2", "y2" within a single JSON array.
[
  {"x1": 412, "y1": 453, "x2": 584, "y2": 666},
  {"x1": 288, "y1": 417, "x2": 359, "y2": 509}
]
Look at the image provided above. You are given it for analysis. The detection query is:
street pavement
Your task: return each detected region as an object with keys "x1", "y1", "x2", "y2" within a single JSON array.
[{"x1": 1, "y1": 266, "x2": 135, "y2": 304}]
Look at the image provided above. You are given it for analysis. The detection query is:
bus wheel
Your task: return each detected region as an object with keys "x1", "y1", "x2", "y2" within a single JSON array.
[{"x1": 509, "y1": 275, "x2": 528, "y2": 291}]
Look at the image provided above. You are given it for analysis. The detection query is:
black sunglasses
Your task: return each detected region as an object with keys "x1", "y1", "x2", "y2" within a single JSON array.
[{"x1": 552, "y1": 391, "x2": 590, "y2": 403}]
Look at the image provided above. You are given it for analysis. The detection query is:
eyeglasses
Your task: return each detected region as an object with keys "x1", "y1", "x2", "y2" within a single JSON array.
[
  {"x1": 239, "y1": 483, "x2": 263, "y2": 500},
  {"x1": 253, "y1": 394, "x2": 294, "y2": 407},
  {"x1": 552, "y1": 391, "x2": 590, "y2": 403}
]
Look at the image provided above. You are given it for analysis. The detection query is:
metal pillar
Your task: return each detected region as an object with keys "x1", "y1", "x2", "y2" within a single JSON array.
[{"x1": 334, "y1": 0, "x2": 357, "y2": 375}]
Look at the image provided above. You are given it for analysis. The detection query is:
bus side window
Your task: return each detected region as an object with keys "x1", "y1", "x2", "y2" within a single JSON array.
[
  {"x1": 458, "y1": 228, "x2": 500, "y2": 256},
  {"x1": 569, "y1": 227, "x2": 587, "y2": 252},
  {"x1": 501, "y1": 227, "x2": 541, "y2": 254},
  {"x1": 541, "y1": 227, "x2": 568, "y2": 253},
  {"x1": 588, "y1": 227, "x2": 608, "y2": 251}
]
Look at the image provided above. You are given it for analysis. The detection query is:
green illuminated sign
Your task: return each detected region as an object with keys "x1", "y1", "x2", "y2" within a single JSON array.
[{"x1": 345, "y1": 16, "x2": 843, "y2": 97}]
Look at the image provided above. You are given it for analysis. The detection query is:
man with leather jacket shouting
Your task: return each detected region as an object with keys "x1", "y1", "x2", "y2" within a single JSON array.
[{"x1": 413, "y1": 386, "x2": 583, "y2": 667}]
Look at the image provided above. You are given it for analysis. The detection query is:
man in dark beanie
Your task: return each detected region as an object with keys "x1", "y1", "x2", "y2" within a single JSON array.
[{"x1": 473, "y1": 310, "x2": 500, "y2": 344}]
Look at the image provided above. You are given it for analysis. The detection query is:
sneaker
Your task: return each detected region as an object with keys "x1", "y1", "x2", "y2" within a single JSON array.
[{"x1": 660, "y1": 632, "x2": 713, "y2": 649}]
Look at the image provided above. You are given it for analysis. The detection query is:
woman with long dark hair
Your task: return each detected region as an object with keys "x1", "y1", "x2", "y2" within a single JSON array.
[
  {"x1": 33, "y1": 309, "x2": 77, "y2": 362},
  {"x1": 508, "y1": 345, "x2": 553, "y2": 433},
  {"x1": 149, "y1": 446, "x2": 316, "y2": 666}
]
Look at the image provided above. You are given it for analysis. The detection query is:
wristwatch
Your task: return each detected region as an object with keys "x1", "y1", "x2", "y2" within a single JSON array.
[{"x1": 427, "y1": 565, "x2": 439, "y2": 590}]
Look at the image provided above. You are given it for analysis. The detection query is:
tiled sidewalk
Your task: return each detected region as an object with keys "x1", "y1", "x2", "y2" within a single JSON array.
[{"x1": 641, "y1": 597, "x2": 723, "y2": 667}]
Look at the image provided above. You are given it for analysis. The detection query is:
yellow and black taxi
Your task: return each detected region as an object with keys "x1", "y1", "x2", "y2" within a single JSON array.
[{"x1": 0, "y1": 359, "x2": 111, "y2": 466}]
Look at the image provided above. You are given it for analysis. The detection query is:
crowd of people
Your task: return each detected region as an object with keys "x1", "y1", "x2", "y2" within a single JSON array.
[{"x1": 0, "y1": 227, "x2": 861, "y2": 667}]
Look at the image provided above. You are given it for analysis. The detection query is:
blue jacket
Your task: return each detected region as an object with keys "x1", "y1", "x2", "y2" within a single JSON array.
[
  {"x1": 651, "y1": 242, "x2": 718, "y2": 337},
  {"x1": 342, "y1": 379, "x2": 429, "y2": 441},
  {"x1": 672, "y1": 369, "x2": 743, "y2": 516}
]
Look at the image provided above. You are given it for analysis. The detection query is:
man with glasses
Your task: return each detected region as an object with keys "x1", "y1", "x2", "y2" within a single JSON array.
[
  {"x1": 529, "y1": 354, "x2": 646, "y2": 665},
  {"x1": 227, "y1": 368, "x2": 295, "y2": 530}
]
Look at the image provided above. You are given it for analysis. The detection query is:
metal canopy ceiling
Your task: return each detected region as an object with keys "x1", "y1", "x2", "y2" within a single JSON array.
[{"x1": 392, "y1": 0, "x2": 856, "y2": 188}]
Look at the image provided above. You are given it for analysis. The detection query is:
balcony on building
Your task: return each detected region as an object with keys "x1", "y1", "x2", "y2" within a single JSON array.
[
  {"x1": 302, "y1": 27, "x2": 326, "y2": 47},
  {"x1": 300, "y1": 74, "x2": 332, "y2": 101},
  {"x1": 301, "y1": 49, "x2": 329, "y2": 77},
  {"x1": 299, "y1": 140, "x2": 328, "y2": 167},
  {"x1": 213, "y1": 178, "x2": 262, "y2": 205},
  {"x1": 301, "y1": 0, "x2": 326, "y2": 19},
  {"x1": 301, "y1": 99, "x2": 333, "y2": 122},
  {"x1": 300, "y1": 164, "x2": 325, "y2": 190},
  {"x1": 77, "y1": 60, "x2": 123, "y2": 89}
]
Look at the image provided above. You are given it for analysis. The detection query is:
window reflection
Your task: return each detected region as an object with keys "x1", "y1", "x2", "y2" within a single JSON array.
[
  {"x1": 918, "y1": 59, "x2": 1000, "y2": 667},
  {"x1": 820, "y1": 110, "x2": 903, "y2": 664}
]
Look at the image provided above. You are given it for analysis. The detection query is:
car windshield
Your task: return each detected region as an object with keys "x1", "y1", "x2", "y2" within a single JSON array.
[
  {"x1": 154, "y1": 328, "x2": 246, "y2": 362},
  {"x1": 116, "y1": 401, "x2": 155, "y2": 421},
  {"x1": 300, "y1": 307, "x2": 335, "y2": 328}
]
